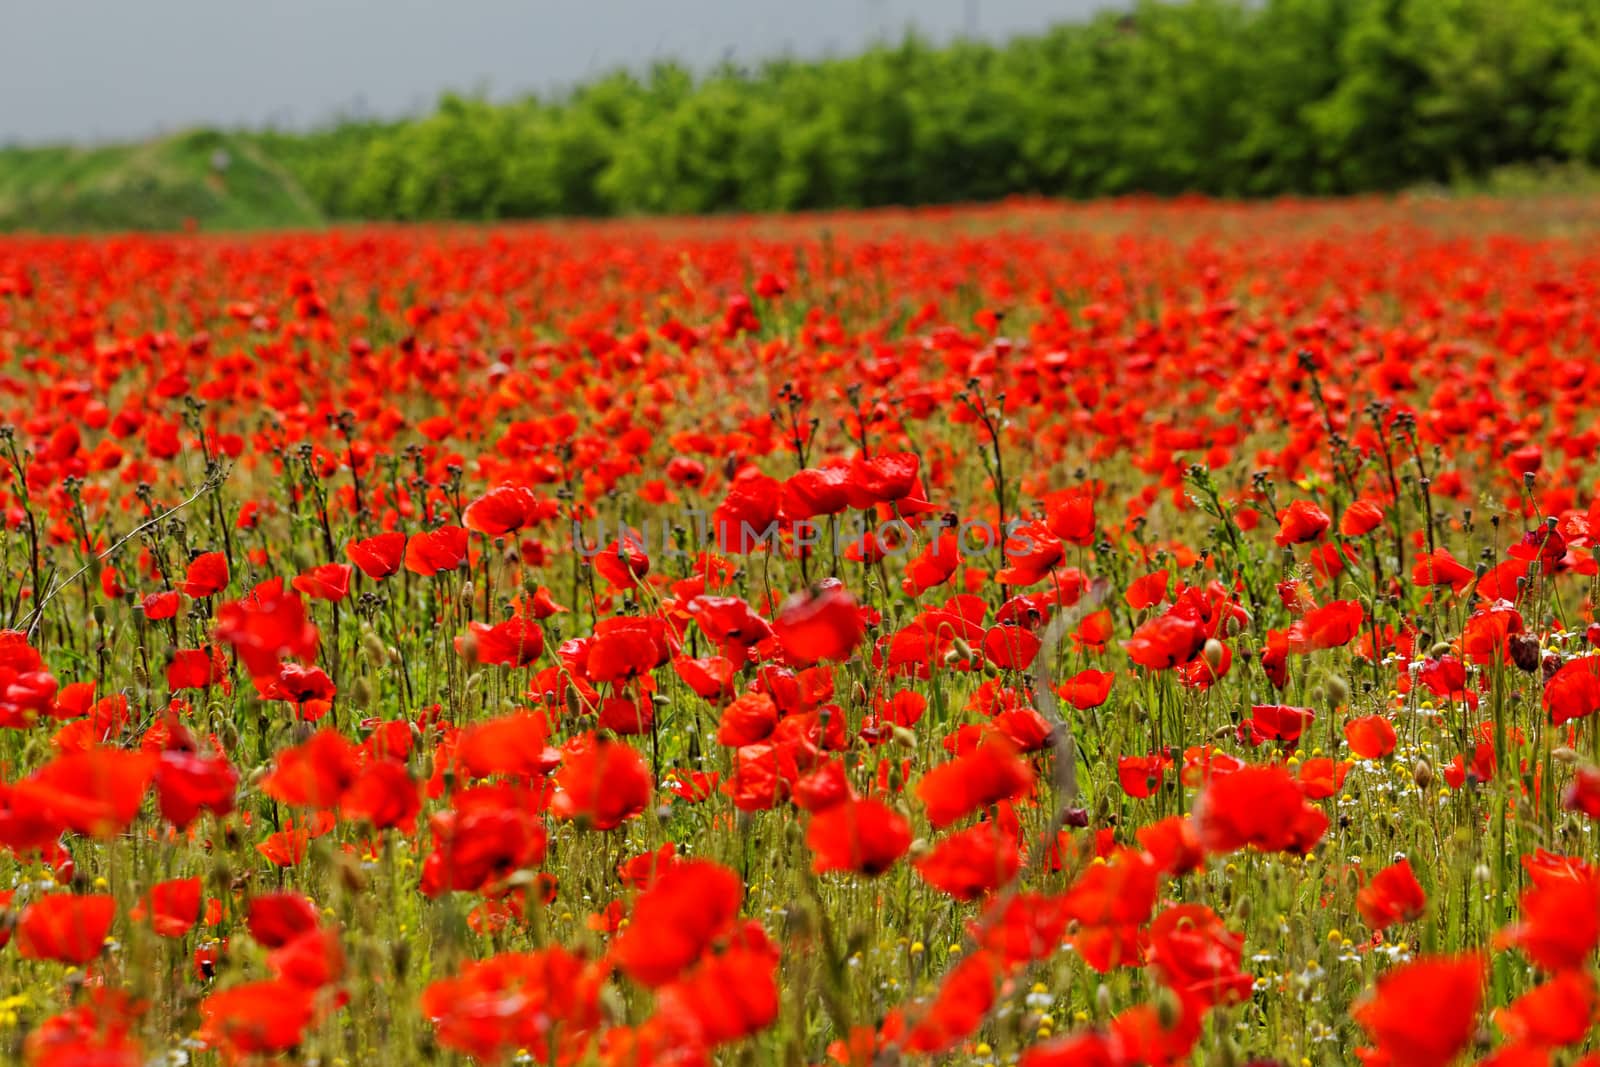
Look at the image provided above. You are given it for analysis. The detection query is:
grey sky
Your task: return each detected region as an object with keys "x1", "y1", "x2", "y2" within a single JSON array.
[{"x1": 2, "y1": 1, "x2": 1117, "y2": 145}]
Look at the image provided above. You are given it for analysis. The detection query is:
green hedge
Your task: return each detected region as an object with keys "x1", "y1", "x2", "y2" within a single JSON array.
[{"x1": 25, "y1": 0, "x2": 1600, "y2": 227}]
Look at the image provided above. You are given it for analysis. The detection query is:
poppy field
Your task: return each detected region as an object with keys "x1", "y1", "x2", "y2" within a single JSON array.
[{"x1": 3, "y1": 194, "x2": 1600, "y2": 1066}]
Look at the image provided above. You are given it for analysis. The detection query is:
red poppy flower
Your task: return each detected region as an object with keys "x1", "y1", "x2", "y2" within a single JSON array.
[
  {"x1": 214, "y1": 579, "x2": 320, "y2": 680},
  {"x1": 1137, "y1": 815, "x2": 1205, "y2": 877},
  {"x1": 291, "y1": 562, "x2": 353, "y2": 602},
  {"x1": 1345, "y1": 714, "x2": 1398, "y2": 759},
  {"x1": 261, "y1": 729, "x2": 360, "y2": 809},
  {"x1": 1499, "y1": 866, "x2": 1600, "y2": 971},
  {"x1": 135, "y1": 877, "x2": 202, "y2": 938},
  {"x1": 454, "y1": 711, "x2": 561, "y2": 781},
  {"x1": 1147, "y1": 903, "x2": 1252, "y2": 1007},
  {"x1": 1497, "y1": 969, "x2": 1596, "y2": 1049},
  {"x1": 419, "y1": 785, "x2": 548, "y2": 896},
  {"x1": 1340, "y1": 499, "x2": 1385, "y2": 537},
  {"x1": 1237, "y1": 704, "x2": 1314, "y2": 746},
  {"x1": 915, "y1": 737, "x2": 1033, "y2": 829},
  {"x1": 457, "y1": 616, "x2": 545, "y2": 668},
  {"x1": 1193, "y1": 763, "x2": 1327, "y2": 855},
  {"x1": 1125, "y1": 569, "x2": 1170, "y2": 611},
  {"x1": 716, "y1": 691, "x2": 779, "y2": 747},
  {"x1": 1058, "y1": 668, "x2": 1114, "y2": 709},
  {"x1": 405, "y1": 525, "x2": 470, "y2": 576},
  {"x1": 1357, "y1": 859, "x2": 1427, "y2": 931},
  {"x1": 774, "y1": 581, "x2": 864, "y2": 665},
  {"x1": 155, "y1": 749, "x2": 239, "y2": 829},
  {"x1": 1563, "y1": 765, "x2": 1600, "y2": 818},
  {"x1": 1046, "y1": 486, "x2": 1096, "y2": 545},
  {"x1": 166, "y1": 646, "x2": 229, "y2": 691},
  {"x1": 1412, "y1": 547, "x2": 1476, "y2": 593},
  {"x1": 983, "y1": 624, "x2": 1042, "y2": 670},
  {"x1": 16, "y1": 893, "x2": 115, "y2": 964},
  {"x1": 1275, "y1": 500, "x2": 1331, "y2": 546},
  {"x1": 464, "y1": 484, "x2": 542, "y2": 537},
  {"x1": 1544, "y1": 657, "x2": 1600, "y2": 726},
  {"x1": 198, "y1": 979, "x2": 317, "y2": 1058},
  {"x1": 247, "y1": 892, "x2": 320, "y2": 948},
  {"x1": 609, "y1": 859, "x2": 743, "y2": 987},
  {"x1": 1352, "y1": 953, "x2": 1484, "y2": 1067},
  {"x1": 656, "y1": 940, "x2": 781, "y2": 1048},
  {"x1": 10, "y1": 747, "x2": 158, "y2": 839},
  {"x1": 345, "y1": 532, "x2": 406, "y2": 579},
  {"x1": 782, "y1": 466, "x2": 852, "y2": 518},
  {"x1": 550, "y1": 739, "x2": 651, "y2": 830},
  {"x1": 1123, "y1": 613, "x2": 1206, "y2": 670},
  {"x1": 1286, "y1": 600, "x2": 1364, "y2": 654},
  {"x1": 904, "y1": 949, "x2": 1000, "y2": 1054},
  {"x1": 141, "y1": 590, "x2": 181, "y2": 620},
  {"x1": 807, "y1": 797, "x2": 912, "y2": 876},
  {"x1": 711, "y1": 472, "x2": 782, "y2": 553},
  {"x1": 914, "y1": 821, "x2": 1020, "y2": 900},
  {"x1": 181, "y1": 551, "x2": 229, "y2": 597},
  {"x1": 673, "y1": 655, "x2": 738, "y2": 701},
  {"x1": 1117, "y1": 753, "x2": 1173, "y2": 798},
  {"x1": 268, "y1": 926, "x2": 346, "y2": 989},
  {"x1": 338, "y1": 760, "x2": 421, "y2": 831},
  {"x1": 421, "y1": 949, "x2": 604, "y2": 1063}
]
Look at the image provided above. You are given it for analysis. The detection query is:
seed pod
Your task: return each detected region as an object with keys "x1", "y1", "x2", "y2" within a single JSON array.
[
  {"x1": 360, "y1": 628, "x2": 389, "y2": 664},
  {"x1": 1325, "y1": 674, "x2": 1350, "y2": 706},
  {"x1": 1508, "y1": 634, "x2": 1541, "y2": 673},
  {"x1": 1412, "y1": 759, "x2": 1434, "y2": 791}
]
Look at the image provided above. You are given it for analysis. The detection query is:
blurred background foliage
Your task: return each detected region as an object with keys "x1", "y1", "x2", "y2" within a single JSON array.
[{"x1": 8, "y1": 0, "x2": 1600, "y2": 230}]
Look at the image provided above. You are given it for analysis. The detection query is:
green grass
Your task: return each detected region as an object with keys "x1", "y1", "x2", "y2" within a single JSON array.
[{"x1": 0, "y1": 129, "x2": 323, "y2": 233}]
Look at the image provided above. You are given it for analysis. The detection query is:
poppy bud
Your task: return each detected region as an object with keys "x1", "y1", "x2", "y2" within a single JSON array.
[
  {"x1": 1155, "y1": 986, "x2": 1182, "y2": 1028},
  {"x1": 459, "y1": 580, "x2": 475, "y2": 607},
  {"x1": 1225, "y1": 610, "x2": 1250, "y2": 637},
  {"x1": 1202, "y1": 639, "x2": 1225, "y2": 671},
  {"x1": 1325, "y1": 674, "x2": 1349, "y2": 707},
  {"x1": 208, "y1": 859, "x2": 233, "y2": 890},
  {"x1": 337, "y1": 853, "x2": 368, "y2": 893},
  {"x1": 360, "y1": 628, "x2": 388, "y2": 664},
  {"x1": 1508, "y1": 634, "x2": 1541, "y2": 672},
  {"x1": 891, "y1": 725, "x2": 918, "y2": 749},
  {"x1": 1063, "y1": 806, "x2": 1090, "y2": 828},
  {"x1": 1428, "y1": 642, "x2": 1453, "y2": 660},
  {"x1": 391, "y1": 939, "x2": 410, "y2": 981},
  {"x1": 1095, "y1": 983, "x2": 1112, "y2": 1019},
  {"x1": 1412, "y1": 759, "x2": 1433, "y2": 791},
  {"x1": 951, "y1": 637, "x2": 974, "y2": 661},
  {"x1": 457, "y1": 628, "x2": 480, "y2": 667}
]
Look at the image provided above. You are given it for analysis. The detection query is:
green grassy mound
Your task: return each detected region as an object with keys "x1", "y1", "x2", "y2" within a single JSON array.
[{"x1": 0, "y1": 129, "x2": 323, "y2": 233}]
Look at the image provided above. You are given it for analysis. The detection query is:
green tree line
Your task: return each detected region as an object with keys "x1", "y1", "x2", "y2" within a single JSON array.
[{"x1": 234, "y1": 0, "x2": 1600, "y2": 218}]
